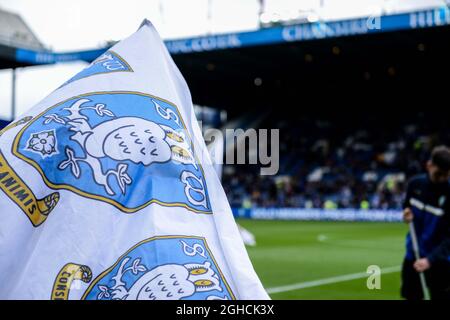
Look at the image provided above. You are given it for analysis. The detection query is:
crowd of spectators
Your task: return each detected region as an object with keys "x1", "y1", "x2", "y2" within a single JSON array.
[{"x1": 222, "y1": 111, "x2": 449, "y2": 210}]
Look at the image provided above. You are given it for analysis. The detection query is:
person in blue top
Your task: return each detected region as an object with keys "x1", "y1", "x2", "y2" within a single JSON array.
[{"x1": 401, "y1": 145, "x2": 450, "y2": 300}]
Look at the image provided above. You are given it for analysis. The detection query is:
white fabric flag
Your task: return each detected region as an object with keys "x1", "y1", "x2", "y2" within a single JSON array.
[{"x1": 0, "y1": 20, "x2": 269, "y2": 300}]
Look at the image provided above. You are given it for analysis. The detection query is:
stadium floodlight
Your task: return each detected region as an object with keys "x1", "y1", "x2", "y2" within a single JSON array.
[
  {"x1": 259, "y1": 12, "x2": 272, "y2": 24},
  {"x1": 259, "y1": 9, "x2": 321, "y2": 28},
  {"x1": 270, "y1": 12, "x2": 281, "y2": 23},
  {"x1": 307, "y1": 12, "x2": 320, "y2": 23}
]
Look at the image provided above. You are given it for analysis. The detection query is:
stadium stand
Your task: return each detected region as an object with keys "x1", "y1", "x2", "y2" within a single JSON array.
[{"x1": 223, "y1": 111, "x2": 450, "y2": 210}]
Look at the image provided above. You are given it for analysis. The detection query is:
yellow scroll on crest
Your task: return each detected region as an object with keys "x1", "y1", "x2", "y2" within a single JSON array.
[
  {"x1": 0, "y1": 150, "x2": 60, "y2": 227},
  {"x1": 52, "y1": 263, "x2": 93, "y2": 300}
]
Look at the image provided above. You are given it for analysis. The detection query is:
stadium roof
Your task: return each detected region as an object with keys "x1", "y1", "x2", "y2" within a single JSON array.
[
  {"x1": 6, "y1": 7, "x2": 449, "y2": 64},
  {"x1": 0, "y1": 7, "x2": 45, "y2": 69},
  {"x1": 1, "y1": 7, "x2": 449, "y2": 112},
  {"x1": 0, "y1": 7, "x2": 44, "y2": 50}
]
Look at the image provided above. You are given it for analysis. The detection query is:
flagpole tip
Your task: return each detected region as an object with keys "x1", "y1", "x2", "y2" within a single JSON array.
[{"x1": 139, "y1": 19, "x2": 154, "y2": 30}]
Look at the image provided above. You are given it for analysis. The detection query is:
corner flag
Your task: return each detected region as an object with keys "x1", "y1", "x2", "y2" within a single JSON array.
[{"x1": 0, "y1": 20, "x2": 268, "y2": 300}]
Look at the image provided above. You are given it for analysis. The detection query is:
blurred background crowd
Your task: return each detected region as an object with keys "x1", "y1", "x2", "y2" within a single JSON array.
[{"x1": 222, "y1": 111, "x2": 449, "y2": 210}]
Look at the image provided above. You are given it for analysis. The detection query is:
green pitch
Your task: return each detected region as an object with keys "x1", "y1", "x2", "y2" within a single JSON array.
[{"x1": 237, "y1": 220, "x2": 407, "y2": 300}]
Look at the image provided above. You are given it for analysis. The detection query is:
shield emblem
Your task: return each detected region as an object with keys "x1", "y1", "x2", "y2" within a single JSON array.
[
  {"x1": 13, "y1": 91, "x2": 211, "y2": 214},
  {"x1": 81, "y1": 236, "x2": 235, "y2": 300}
]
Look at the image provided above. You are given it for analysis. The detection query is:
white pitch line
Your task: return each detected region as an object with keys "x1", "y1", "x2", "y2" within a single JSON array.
[{"x1": 266, "y1": 266, "x2": 401, "y2": 294}]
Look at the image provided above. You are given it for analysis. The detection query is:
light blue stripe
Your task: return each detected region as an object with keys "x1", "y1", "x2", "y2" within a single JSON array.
[{"x1": 233, "y1": 208, "x2": 403, "y2": 222}]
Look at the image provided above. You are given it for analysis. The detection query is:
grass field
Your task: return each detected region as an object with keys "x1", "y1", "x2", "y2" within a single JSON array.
[{"x1": 237, "y1": 220, "x2": 408, "y2": 300}]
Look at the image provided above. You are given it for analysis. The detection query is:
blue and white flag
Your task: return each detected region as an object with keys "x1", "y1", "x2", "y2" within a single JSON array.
[{"x1": 0, "y1": 20, "x2": 268, "y2": 300}]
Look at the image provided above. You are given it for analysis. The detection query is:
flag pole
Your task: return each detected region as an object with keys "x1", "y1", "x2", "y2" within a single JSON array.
[
  {"x1": 11, "y1": 68, "x2": 16, "y2": 121},
  {"x1": 409, "y1": 221, "x2": 431, "y2": 300}
]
